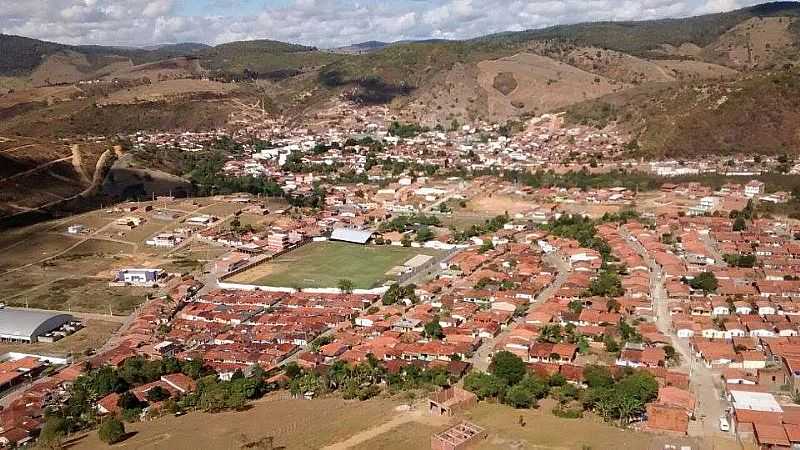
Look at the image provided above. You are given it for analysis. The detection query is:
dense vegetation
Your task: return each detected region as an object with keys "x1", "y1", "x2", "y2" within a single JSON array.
[
  {"x1": 464, "y1": 352, "x2": 659, "y2": 425},
  {"x1": 39, "y1": 356, "x2": 276, "y2": 447},
  {"x1": 542, "y1": 214, "x2": 612, "y2": 261},
  {"x1": 285, "y1": 357, "x2": 457, "y2": 401}
]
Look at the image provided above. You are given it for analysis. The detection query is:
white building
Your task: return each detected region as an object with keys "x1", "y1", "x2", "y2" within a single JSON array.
[{"x1": 744, "y1": 180, "x2": 765, "y2": 198}]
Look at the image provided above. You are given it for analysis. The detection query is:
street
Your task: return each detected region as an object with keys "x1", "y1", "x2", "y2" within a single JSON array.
[
  {"x1": 469, "y1": 252, "x2": 571, "y2": 371},
  {"x1": 623, "y1": 229, "x2": 734, "y2": 440}
]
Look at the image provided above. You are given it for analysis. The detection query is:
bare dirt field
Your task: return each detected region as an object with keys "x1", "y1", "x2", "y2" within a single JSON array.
[
  {"x1": 350, "y1": 421, "x2": 445, "y2": 450},
  {"x1": 98, "y1": 79, "x2": 237, "y2": 106},
  {"x1": 70, "y1": 395, "x2": 402, "y2": 450},
  {"x1": 558, "y1": 202, "x2": 627, "y2": 219},
  {"x1": 0, "y1": 197, "x2": 279, "y2": 315},
  {"x1": 0, "y1": 85, "x2": 83, "y2": 109},
  {"x1": 654, "y1": 60, "x2": 739, "y2": 80},
  {"x1": 463, "y1": 402, "x2": 738, "y2": 450},
  {"x1": 466, "y1": 194, "x2": 536, "y2": 216},
  {"x1": 476, "y1": 53, "x2": 623, "y2": 121}
]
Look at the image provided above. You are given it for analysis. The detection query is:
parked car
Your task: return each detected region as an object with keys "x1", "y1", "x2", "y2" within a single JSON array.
[{"x1": 719, "y1": 416, "x2": 730, "y2": 432}]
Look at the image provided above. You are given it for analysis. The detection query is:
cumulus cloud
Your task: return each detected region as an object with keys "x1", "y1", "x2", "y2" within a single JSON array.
[{"x1": 0, "y1": 0, "x2": 767, "y2": 48}]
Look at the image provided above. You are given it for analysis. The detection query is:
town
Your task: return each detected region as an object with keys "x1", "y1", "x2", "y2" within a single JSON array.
[{"x1": 1, "y1": 96, "x2": 800, "y2": 450}]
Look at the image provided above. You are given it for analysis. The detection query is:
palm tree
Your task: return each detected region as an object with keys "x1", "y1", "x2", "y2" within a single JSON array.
[
  {"x1": 595, "y1": 397, "x2": 614, "y2": 422},
  {"x1": 328, "y1": 361, "x2": 350, "y2": 390},
  {"x1": 616, "y1": 396, "x2": 642, "y2": 427}
]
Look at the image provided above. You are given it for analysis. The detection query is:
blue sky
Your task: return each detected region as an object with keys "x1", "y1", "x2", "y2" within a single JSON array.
[{"x1": 0, "y1": 0, "x2": 765, "y2": 48}]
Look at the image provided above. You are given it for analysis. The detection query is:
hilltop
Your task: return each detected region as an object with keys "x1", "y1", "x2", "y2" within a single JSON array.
[{"x1": 0, "y1": 1, "x2": 799, "y2": 158}]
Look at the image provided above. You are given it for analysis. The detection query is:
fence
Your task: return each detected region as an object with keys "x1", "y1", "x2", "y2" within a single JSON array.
[
  {"x1": 396, "y1": 246, "x2": 461, "y2": 285},
  {"x1": 218, "y1": 239, "x2": 312, "y2": 282}
]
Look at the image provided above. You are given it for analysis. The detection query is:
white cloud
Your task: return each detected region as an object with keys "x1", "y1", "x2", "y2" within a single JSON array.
[{"x1": 0, "y1": 0, "x2": 768, "y2": 48}]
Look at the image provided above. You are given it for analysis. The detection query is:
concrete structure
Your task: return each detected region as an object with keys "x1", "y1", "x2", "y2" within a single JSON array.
[
  {"x1": 745, "y1": 180, "x2": 765, "y2": 198},
  {"x1": 116, "y1": 268, "x2": 163, "y2": 286},
  {"x1": 0, "y1": 309, "x2": 74, "y2": 343},
  {"x1": 431, "y1": 422, "x2": 486, "y2": 450},
  {"x1": 428, "y1": 387, "x2": 477, "y2": 416},
  {"x1": 267, "y1": 233, "x2": 289, "y2": 253}
]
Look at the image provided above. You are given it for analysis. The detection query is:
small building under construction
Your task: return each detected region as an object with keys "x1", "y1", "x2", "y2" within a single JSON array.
[
  {"x1": 428, "y1": 386, "x2": 477, "y2": 417},
  {"x1": 431, "y1": 422, "x2": 486, "y2": 450}
]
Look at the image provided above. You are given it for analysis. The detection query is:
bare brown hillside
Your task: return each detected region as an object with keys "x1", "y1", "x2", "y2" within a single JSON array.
[{"x1": 704, "y1": 16, "x2": 799, "y2": 69}]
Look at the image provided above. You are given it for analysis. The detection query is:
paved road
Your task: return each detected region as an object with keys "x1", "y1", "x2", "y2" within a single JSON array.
[
  {"x1": 700, "y1": 232, "x2": 728, "y2": 267},
  {"x1": 622, "y1": 229, "x2": 734, "y2": 440},
  {"x1": 469, "y1": 252, "x2": 571, "y2": 371}
]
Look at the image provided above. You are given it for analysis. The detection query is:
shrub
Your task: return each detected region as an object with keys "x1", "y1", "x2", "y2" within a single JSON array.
[
  {"x1": 98, "y1": 416, "x2": 126, "y2": 445},
  {"x1": 552, "y1": 407, "x2": 584, "y2": 419}
]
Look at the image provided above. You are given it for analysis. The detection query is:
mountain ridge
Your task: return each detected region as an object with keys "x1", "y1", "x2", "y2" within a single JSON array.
[{"x1": 0, "y1": 2, "x2": 799, "y2": 159}]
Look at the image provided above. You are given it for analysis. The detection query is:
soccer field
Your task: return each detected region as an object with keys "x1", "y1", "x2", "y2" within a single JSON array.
[{"x1": 227, "y1": 241, "x2": 441, "y2": 289}]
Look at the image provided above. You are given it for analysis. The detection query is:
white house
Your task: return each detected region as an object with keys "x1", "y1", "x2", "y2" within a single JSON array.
[{"x1": 745, "y1": 180, "x2": 765, "y2": 198}]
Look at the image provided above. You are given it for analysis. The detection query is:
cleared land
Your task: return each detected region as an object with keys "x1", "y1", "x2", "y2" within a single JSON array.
[
  {"x1": 0, "y1": 319, "x2": 120, "y2": 357},
  {"x1": 0, "y1": 197, "x2": 244, "y2": 314},
  {"x1": 462, "y1": 402, "x2": 736, "y2": 450},
  {"x1": 227, "y1": 242, "x2": 441, "y2": 289},
  {"x1": 70, "y1": 395, "x2": 401, "y2": 450},
  {"x1": 351, "y1": 421, "x2": 444, "y2": 450},
  {"x1": 476, "y1": 53, "x2": 622, "y2": 121}
]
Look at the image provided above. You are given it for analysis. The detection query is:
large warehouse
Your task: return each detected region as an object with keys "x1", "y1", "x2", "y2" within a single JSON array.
[{"x1": 0, "y1": 309, "x2": 75, "y2": 343}]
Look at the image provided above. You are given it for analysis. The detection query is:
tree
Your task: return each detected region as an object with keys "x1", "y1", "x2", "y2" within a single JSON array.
[
  {"x1": 615, "y1": 394, "x2": 643, "y2": 426},
  {"x1": 606, "y1": 298, "x2": 621, "y2": 313},
  {"x1": 664, "y1": 345, "x2": 680, "y2": 365},
  {"x1": 98, "y1": 416, "x2": 126, "y2": 445},
  {"x1": 415, "y1": 226, "x2": 434, "y2": 242},
  {"x1": 583, "y1": 365, "x2": 614, "y2": 389},
  {"x1": 588, "y1": 271, "x2": 623, "y2": 297},
  {"x1": 463, "y1": 371, "x2": 507, "y2": 400},
  {"x1": 505, "y1": 383, "x2": 536, "y2": 409},
  {"x1": 117, "y1": 391, "x2": 144, "y2": 411},
  {"x1": 424, "y1": 319, "x2": 444, "y2": 340},
  {"x1": 603, "y1": 335, "x2": 620, "y2": 353},
  {"x1": 733, "y1": 216, "x2": 747, "y2": 232},
  {"x1": 146, "y1": 386, "x2": 171, "y2": 402},
  {"x1": 479, "y1": 240, "x2": 494, "y2": 253},
  {"x1": 284, "y1": 362, "x2": 302, "y2": 379},
  {"x1": 491, "y1": 351, "x2": 526, "y2": 385},
  {"x1": 337, "y1": 279, "x2": 355, "y2": 294},
  {"x1": 568, "y1": 300, "x2": 583, "y2": 315},
  {"x1": 39, "y1": 414, "x2": 68, "y2": 445},
  {"x1": 537, "y1": 324, "x2": 564, "y2": 344},
  {"x1": 382, "y1": 283, "x2": 416, "y2": 306},
  {"x1": 689, "y1": 272, "x2": 718, "y2": 293}
]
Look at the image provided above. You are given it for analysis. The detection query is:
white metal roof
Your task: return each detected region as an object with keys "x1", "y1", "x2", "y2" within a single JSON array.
[
  {"x1": 730, "y1": 390, "x2": 783, "y2": 412},
  {"x1": 0, "y1": 309, "x2": 74, "y2": 340},
  {"x1": 331, "y1": 228, "x2": 373, "y2": 244}
]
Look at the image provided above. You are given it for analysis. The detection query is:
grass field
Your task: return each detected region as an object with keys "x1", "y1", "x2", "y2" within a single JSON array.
[{"x1": 227, "y1": 242, "x2": 441, "y2": 289}]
